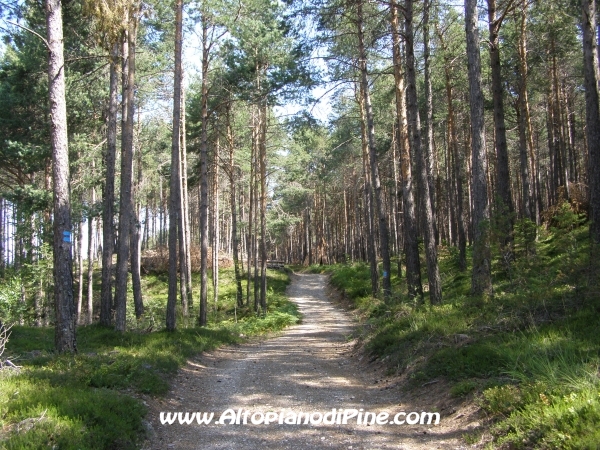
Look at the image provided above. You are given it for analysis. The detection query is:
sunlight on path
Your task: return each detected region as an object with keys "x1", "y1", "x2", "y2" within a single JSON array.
[{"x1": 146, "y1": 274, "x2": 466, "y2": 450}]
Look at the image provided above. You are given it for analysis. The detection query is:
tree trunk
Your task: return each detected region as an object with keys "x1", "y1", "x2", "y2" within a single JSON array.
[
  {"x1": 46, "y1": 0, "x2": 77, "y2": 352},
  {"x1": 168, "y1": 0, "x2": 183, "y2": 331},
  {"x1": 100, "y1": 45, "x2": 119, "y2": 327},
  {"x1": 357, "y1": 0, "x2": 391, "y2": 299},
  {"x1": 178, "y1": 156, "x2": 188, "y2": 316},
  {"x1": 77, "y1": 217, "x2": 84, "y2": 324},
  {"x1": 566, "y1": 91, "x2": 579, "y2": 183},
  {"x1": 515, "y1": 0, "x2": 532, "y2": 221},
  {"x1": 213, "y1": 136, "x2": 220, "y2": 310},
  {"x1": 198, "y1": 16, "x2": 209, "y2": 326},
  {"x1": 465, "y1": 0, "x2": 492, "y2": 295},
  {"x1": 247, "y1": 123, "x2": 254, "y2": 305},
  {"x1": 159, "y1": 181, "x2": 165, "y2": 246},
  {"x1": 259, "y1": 102, "x2": 268, "y2": 312},
  {"x1": 437, "y1": 25, "x2": 467, "y2": 271},
  {"x1": 253, "y1": 155, "x2": 260, "y2": 311},
  {"x1": 114, "y1": 14, "x2": 138, "y2": 332},
  {"x1": 423, "y1": 0, "x2": 438, "y2": 244},
  {"x1": 131, "y1": 138, "x2": 143, "y2": 319},
  {"x1": 516, "y1": 100, "x2": 532, "y2": 220},
  {"x1": 391, "y1": 0, "x2": 422, "y2": 301},
  {"x1": 405, "y1": 0, "x2": 442, "y2": 304},
  {"x1": 86, "y1": 185, "x2": 95, "y2": 325},
  {"x1": 488, "y1": 0, "x2": 514, "y2": 228},
  {"x1": 391, "y1": 139, "x2": 403, "y2": 276},
  {"x1": 551, "y1": 51, "x2": 567, "y2": 196},
  {"x1": 177, "y1": 82, "x2": 189, "y2": 315},
  {"x1": 181, "y1": 85, "x2": 193, "y2": 308},
  {"x1": 227, "y1": 107, "x2": 244, "y2": 308},
  {"x1": 142, "y1": 201, "x2": 148, "y2": 251},
  {"x1": 581, "y1": 0, "x2": 600, "y2": 245},
  {"x1": 0, "y1": 197, "x2": 4, "y2": 278},
  {"x1": 357, "y1": 84, "x2": 378, "y2": 296}
]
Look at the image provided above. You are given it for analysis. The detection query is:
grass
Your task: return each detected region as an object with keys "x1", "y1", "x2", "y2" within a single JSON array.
[
  {"x1": 0, "y1": 267, "x2": 299, "y2": 449},
  {"x1": 322, "y1": 208, "x2": 600, "y2": 449}
]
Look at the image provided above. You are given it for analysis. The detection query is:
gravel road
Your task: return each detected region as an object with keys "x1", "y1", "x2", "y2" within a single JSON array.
[{"x1": 145, "y1": 273, "x2": 470, "y2": 449}]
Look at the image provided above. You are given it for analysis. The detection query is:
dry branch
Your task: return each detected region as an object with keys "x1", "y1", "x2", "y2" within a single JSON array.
[{"x1": 0, "y1": 322, "x2": 20, "y2": 371}]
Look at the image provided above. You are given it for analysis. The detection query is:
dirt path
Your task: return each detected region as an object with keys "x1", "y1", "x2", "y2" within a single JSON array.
[{"x1": 144, "y1": 273, "x2": 472, "y2": 449}]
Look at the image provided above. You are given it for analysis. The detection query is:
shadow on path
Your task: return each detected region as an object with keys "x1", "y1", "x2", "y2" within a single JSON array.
[{"x1": 146, "y1": 273, "x2": 467, "y2": 450}]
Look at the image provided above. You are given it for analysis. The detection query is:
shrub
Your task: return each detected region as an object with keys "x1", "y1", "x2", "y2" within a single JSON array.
[{"x1": 0, "y1": 277, "x2": 26, "y2": 325}]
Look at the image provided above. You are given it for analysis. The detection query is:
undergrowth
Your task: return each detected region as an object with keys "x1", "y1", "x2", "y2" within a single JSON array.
[
  {"x1": 0, "y1": 268, "x2": 298, "y2": 449},
  {"x1": 324, "y1": 204, "x2": 600, "y2": 449}
]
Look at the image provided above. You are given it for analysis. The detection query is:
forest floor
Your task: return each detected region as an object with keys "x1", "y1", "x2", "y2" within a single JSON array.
[{"x1": 144, "y1": 273, "x2": 478, "y2": 449}]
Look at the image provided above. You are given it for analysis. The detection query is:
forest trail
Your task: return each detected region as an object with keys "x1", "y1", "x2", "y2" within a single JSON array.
[{"x1": 144, "y1": 274, "x2": 471, "y2": 449}]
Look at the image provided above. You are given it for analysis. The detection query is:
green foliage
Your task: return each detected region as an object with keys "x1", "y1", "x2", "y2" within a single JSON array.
[
  {"x1": 329, "y1": 263, "x2": 372, "y2": 300},
  {"x1": 0, "y1": 268, "x2": 299, "y2": 448},
  {"x1": 304, "y1": 264, "x2": 330, "y2": 274},
  {"x1": 544, "y1": 199, "x2": 587, "y2": 231},
  {"x1": 0, "y1": 377, "x2": 145, "y2": 450},
  {"x1": 490, "y1": 386, "x2": 600, "y2": 449},
  {"x1": 221, "y1": 0, "x2": 314, "y2": 104},
  {"x1": 514, "y1": 218, "x2": 537, "y2": 258},
  {"x1": 234, "y1": 301, "x2": 300, "y2": 335},
  {"x1": 423, "y1": 342, "x2": 509, "y2": 381},
  {"x1": 480, "y1": 329, "x2": 600, "y2": 447},
  {"x1": 0, "y1": 243, "x2": 53, "y2": 326},
  {"x1": 450, "y1": 380, "x2": 479, "y2": 398},
  {"x1": 325, "y1": 224, "x2": 600, "y2": 448},
  {"x1": 481, "y1": 384, "x2": 523, "y2": 416},
  {"x1": 0, "y1": 276, "x2": 26, "y2": 325}
]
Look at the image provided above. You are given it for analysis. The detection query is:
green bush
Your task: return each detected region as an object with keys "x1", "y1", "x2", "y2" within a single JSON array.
[
  {"x1": 481, "y1": 384, "x2": 523, "y2": 415},
  {"x1": 1, "y1": 267, "x2": 299, "y2": 449},
  {"x1": 0, "y1": 276, "x2": 26, "y2": 325},
  {"x1": 450, "y1": 380, "x2": 479, "y2": 398},
  {"x1": 325, "y1": 223, "x2": 600, "y2": 448}
]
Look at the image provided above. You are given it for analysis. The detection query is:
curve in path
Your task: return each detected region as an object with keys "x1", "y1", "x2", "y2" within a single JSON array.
[{"x1": 145, "y1": 273, "x2": 466, "y2": 449}]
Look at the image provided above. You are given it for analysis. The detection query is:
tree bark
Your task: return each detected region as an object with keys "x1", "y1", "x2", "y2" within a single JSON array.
[
  {"x1": 358, "y1": 85, "x2": 378, "y2": 296},
  {"x1": 77, "y1": 216, "x2": 84, "y2": 324},
  {"x1": 168, "y1": 0, "x2": 183, "y2": 331},
  {"x1": 488, "y1": 0, "x2": 515, "y2": 226},
  {"x1": 199, "y1": 15, "x2": 209, "y2": 326},
  {"x1": 227, "y1": 107, "x2": 244, "y2": 308},
  {"x1": 581, "y1": 0, "x2": 600, "y2": 245},
  {"x1": 181, "y1": 85, "x2": 193, "y2": 308},
  {"x1": 405, "y1": 0, "x2": 442, "y2": 304},
  {"x1": 247, "y1": 117, "x2": 255, "y2": 305},
  {"x1": 465, "y1": 0, "x2": 492, "y2": 295},
  {"x1": 515, "y1": 0, "x2": 532, "y2": 221},
  {"x1": 423, "y1": 0, "x2": 438, "y2": 243},
  {"x1": 357, "y1": 0, "x2": 391, "y2": 299},
  {"x1": 46, "y1": 0, "x2": 77, "y2": 352},
  {"x1": 177, "y1": 159, "x2": 188, "y2": 316},
  {"x1": 391, "y1": 0, "x2": 422, "y2": 301},
  {"x1": 437, "y1": 25, "x2": 467, "y2": 271},
  {"x1": 177, "y1": 83, "x2": 189, "y2": 316},
  {"x1": 391, "y1": 142, "x2": 403, "y2": 275},
  {"x1": 259, "y1": 102, "x2": 268, "y2": 312},
  {"x1": 100, "y1": 45, "x2": 119, "y2": 327},
  {"x1": 131, "y1": 136, "x2": 143, "y2": 319},
  {"x1": 86, "y1": 184, "x2": 95, "y2": 325},
  {"x1": 114, "y1": 13, "x2": 138, "y2": 332},
  {"x1": 0, "y1": 197, "x2": 4, "y2": 277},
  {"x1": 213, "y1": 136, "x2": 220, "y2": 310},
  {"x1": 0, "y1": 197, "x2": 3, "y2": 278},
  {"x1": 253, "y1": 143, "x2": 260, "y2": 311}
]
